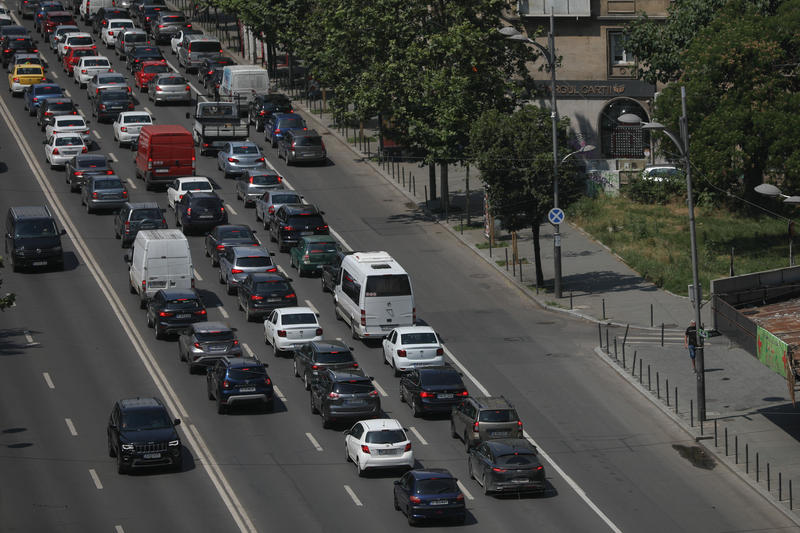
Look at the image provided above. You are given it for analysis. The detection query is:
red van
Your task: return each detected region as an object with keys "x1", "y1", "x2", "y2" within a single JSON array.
[{"x1": 135, "y1": 125, "x2": 196, "y2": 190}]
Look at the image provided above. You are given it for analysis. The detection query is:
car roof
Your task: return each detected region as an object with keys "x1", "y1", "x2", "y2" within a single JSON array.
[
  {"x1": 327, "y1": 368, "x2": 368, "y2": 381},
  {"x1": 392, "y1": 326, "x2": 436, "y2": 336},
  {"x1": 118, "y1": 397, "x2": 164, "y2": 410},
  {"x1": 158, "y1": 288, "x2": 199, "y2": 299},
  {"x1": 310, "y1": 339, "x2": 349, "y2": 352},
  {"x1": 360, "y1": 418, "x2": 403, "y2": 432},
  {"x1": 409, "y1": 468, "x2": 455, "y2": 480},
  {"x1": 192, "y1": 321, "x2": 231, "y2": 333},
  {"x1": 221, "y1": 356, "x2": 263, "y2": 369},
  {"x1": 125, "y1": 201, "x2": 160, "y2": 210},
  {"x1": 483, "y1": 438, "x2": 537, "y2": 455},
  {"x1": 469, "y1": 396, "x2": 514, "y2": 410}
]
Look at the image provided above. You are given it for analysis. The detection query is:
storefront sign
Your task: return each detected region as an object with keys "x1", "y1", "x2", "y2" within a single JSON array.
[{"x1": 535, "y1": 80, "x2": 655, "y2": 99}]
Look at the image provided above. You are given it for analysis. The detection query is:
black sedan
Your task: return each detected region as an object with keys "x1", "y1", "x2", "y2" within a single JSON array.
[
  {"x1": 204, "y1": 224, "x2": 259, "y2": 267},
  {"x1": 178, "y1": 321, "x2": 242, "y2": 374},
  {"x1": 467, "y1": 439, "x2": 546, "y2": 496},
  {"x1": 92, "y1": 89, "x2": 135, "y2": 123},
  {"x1": 399, "y1": 365, "x2": 468, "y2": 417},
  {"x1": 146, "y1": 288, "x2": 208, "y2": 339},
  {"x1": 65, "y1": 153, "x2": 114, "y2": 192},
  {"x1": 126, "y1": 44, "x2": 163, "y2": 71},
  {"x1": 248, "y1": 93, "x2": 292, "y2": 132},
  {"x1": 236, "y1": 272, "x2": 296, "y2": 322}
]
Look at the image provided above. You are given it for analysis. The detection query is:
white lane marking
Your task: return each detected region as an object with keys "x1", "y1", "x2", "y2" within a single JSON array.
[
  {"x1": 304, "y1": 299, "x2": 319, "y2": 316},
  {"x1": 51, "y1": 72, "x2": 58, "y2": 79},
  {"x1": 343, "y1": 485, "x2": 363, "y2": 507},
  {"x1": 408, "y1": 426, "x2": 428, "y2": 446},
  {"x1": 273, "y1": 385, "x2": 286, "y2": 402},
  {"x1": 143, "y1": 106, "x2": 153, "y2": 114},
  {"x1": 65, "y1": 418, "x2": 77, "y2": 436},
  {"x1": 372, "y1": 379, "x2": 387, "y2": 398},
  {"x1": 24, "y1": 331, "x2": 38, "y2": 346},
  {"x1": 193, "y1": 268, "x2": 203, "y2": 281},
  {"x1": 277, "y1": 265, "x2": 288, "y2": 277},
  {"x1": 219, "y1": 306, "x2": 229, "y2": 319},
  {"x1": 456, "y1": 480, "x2": 474, "y2": 501},
  {"x1": 92, "y1": 129, "x2": 101, "y2": 139},
  {"x1": 305, "y1": 432, "x2": 323, "y2": 452},
  {"x1": 328, "y1": 228, "x2": 352, "y2": 252},
  {"x1": 114, "y1": 526, "x2": 124, "y2": 533},
  {"x1": 242, "y1": 342, "x2": 255, "y2": 358},
  {"x1": 64, "y1": 89, "x2": 71, "y2": 97},
  {"x1": 0, "y1": 83, "x2": 257, "y2": 533},
  {"x1": 89, "y1": 469, "x2": 103, "y2": 490},
  {"x1": 225, "y1": 203, "x2": 238, "y2": 216},
  {"x1": 108, "y1": 152, "x2": 118, "y2": 162},
  {"x1": 42, "y1": 372, "x2": 55, "y2": 389},
  {"x1": 442, "y1": 346, "x2": 490, "y2": 396},
  {"x1": 127, "y1": 178, "x2": 137, "y2": 190}
]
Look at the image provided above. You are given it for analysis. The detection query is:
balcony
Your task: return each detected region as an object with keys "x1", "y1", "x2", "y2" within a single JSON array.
[{"x1": 518, "y1": 0, "x2": 591, "y2": 17}]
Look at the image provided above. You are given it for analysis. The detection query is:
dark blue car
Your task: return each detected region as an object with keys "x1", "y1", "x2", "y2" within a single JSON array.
[
  {"x1": 24, "y1": 83, "x2": 64, "y2": 116},
  {"x1": 393, "y1": 469, "x2": 466, "y2": 526},
  {"x1": 206, "y1": 356, "x2": 274, "y2": 414},
  {"x1": 265, "y1": 112, "x2": 306, "y2": 148}
]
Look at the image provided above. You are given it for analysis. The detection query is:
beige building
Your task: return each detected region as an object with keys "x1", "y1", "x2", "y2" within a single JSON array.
[{"x1": 515, "y1": 0, "x2": 670, "y2": 178}]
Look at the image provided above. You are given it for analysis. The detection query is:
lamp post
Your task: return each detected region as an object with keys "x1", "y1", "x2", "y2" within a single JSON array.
[
  {"x1": 562, "y1": 144, "x2": 596, "y2": 164},
  {"x1": 619, "y1": 86, "x2": 705, "y2": 421},
  {"x1": 500, "y1": 10, "x2": 564, "y2": 297},
  {"x1": 754, "y1": 184, "x2": 800, "y2": 266}
]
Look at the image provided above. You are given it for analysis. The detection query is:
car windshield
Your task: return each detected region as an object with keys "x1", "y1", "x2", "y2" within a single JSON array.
[
  {"x1": 334, "y1": 381, "x2": 374, "y2": 394},
  {"x1": 228, "y1": 367, "x2": 266, "y2": 380},
  {"x1": 68, "y1": 36, "x2": 92, "y2": 45},
  {"x1": 478, "y1": 409, "x2": 518, "y2": 423},
  {"x1": 315, "y1": 351, "x2": 354, "y2": 364},
  {"x1": 18, "y1": 67, "x2": 42, "y2": 74},
  {"x1": 48, "y1": 101, "x2": 74, "y2": 111},
  {"x1": 416, "y1": 478, "x2": 458, "y2": 495},
  {"x1": 365, "y1": 274, "x2": 411, "y2": 297},
  {"x1": 278, "y1": 117, "x2": 304, "y2": 129},
  {"x1": 130, "y1": 208, "x2": 161, "y2": 221},
  {"x1": 77, "y1": 157, "x2": 107, "y2": 168},
  {"x1": 15, "y1": 219, "x2": 57, "y2": 237},
  {"x1": 143, "y1": 64, "x2": 169, "y2": 73},
  {"x1": 280, "y1": 312, "x2": 315, "y2": 325},
  {"x1": 192, "y1": 198, "x2": 220, "y2": 209},
  {"x1": 126, "y1": 33, "x2": 146, "y2": 42},
  {"x1": 99, "y1": 74, "x2": 125, "y2": 83},
  {"x1": 365, "y1": 429, "x2": 406, "y2": 444},
  {"x1": 308, "y1": 243, "x2": 336, "y2": 253},
  {"x1": 102, "y1": 92, "x2": 129, "y2": 101},
  {"x1": 56, "y1": 119, "x2": 84, "y2": 127},
  {"x1": 55, "y1": 136, "x2": 81, "y2": 146},
  {"x1": 181, "y1": 180, "x2": 210, "y2": 190},
  {"x1": 294, "y1": 136, "x2": 321, "y2": 147},
  {"x1": 236, "y1": 256, "x2": 271, "y2": 268},
  {"x1": 49, "y1": 14, "x2": 72, "y2": 22},
  {"x1": 232, "y1": 145, "x2": 259, "y2": 155},
  {"x1": 496, "y1": 453, "x2": 538, "y2": 466},
  {"x1": 195, "y1": 330, "x2": 235, "y2": 342},
  {"x1": 419, "y1": 371, "x2": 462, "y2": 387},
  {"x1": 158, "y1": 76, "x2": 185, "y2": 85},
  {"x1": 254, "y1": 281, "x2": 290, "y2": 293},
  {"x1": 218, "y1": 227, "x2": 251, "y2": 239},
  {"x1": 165, "y1": 297, "x2": 201, "y2": 309},
  {"x1": 121, "y1": 408, "x2": 172, "y2": 430},
  {"x1": 190, "y1": 41, "x2": 219, "y2": 52},
  {"x1": 93, "y1": 179, "x2": 122, "y2": 189},
  {"x1": 250, "y1": 175, "x2": 280, "y2": 186},
  {"x1": 271, "y1": 194, "x2": 299, "y2": 204},
  {"x1": 84, "y1": 58, "x2": 110, "y2": 67},
  {"x1": 400, "y1": 332, "x2": 438, "y2": 345},
  {"x1": 123, "y1": 114, "x2": 150, "y2": 124},
  {"x1": 37, "y1": 86, "x2": 61, "y2": 95}
]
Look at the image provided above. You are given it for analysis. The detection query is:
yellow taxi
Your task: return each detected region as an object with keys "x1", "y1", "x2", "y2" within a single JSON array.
[{"x1": 8, "y1": 63, "x2": 45, "y2": 95}]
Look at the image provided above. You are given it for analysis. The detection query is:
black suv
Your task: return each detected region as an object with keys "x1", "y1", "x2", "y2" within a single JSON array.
[
  {"x1": 399, "y1": 365, "x2": 469, "y2": 418},
  {"x1": 65, "y1": 153, "x2": 113, "y2": 192},
  {"x1": 248, "y1": 93, "x2": 292, "y2": 132},
  {"x1": 150, "y1": 11, "x2": 189, "y2": 44},
  {"x1": 203, "y1": 224, "x2": 259, "y2": 267},
  {"x1": 310, "y1": 368, "x2": 380, "y2": 428},
  {"x1": 269, "y1": 204, "x2": 328, "y2": 252},
  {"x1": 236, "y1": 272, "x2": 297, "y2": 322},
  {"x1": 293, "y1": 339, "x2": 359, "y2": 391},
  {"x1": 4, "y1": 205, "x2": 66, "y2": 271},
  {"x1": 37, "y1": 97, "x2": 79, "y2": 131},
  {"x1": 1, "y1": 36, "x2": 37, "y2": 67},
  {"x1": 92, "y1": 89, "x2": 135, "y2": 123},
  {"x1": 107, "y1": 397, "x2": 182, "y2": 474},
  {"x1": 113, "y1": 202, "x2": 167, "y2": 247},
  {"x1": 175, "y1": 191, "x2": 228, "y2": 234},
  {"x1": 145, "y1": 288, "x2": 207, "y2": 339},
  {"x1": 206, "y1": 356, "x2": 274, "y2": 414},
  {"x1": 450, "y1": 396, "x2": 523, "y2": 451}
]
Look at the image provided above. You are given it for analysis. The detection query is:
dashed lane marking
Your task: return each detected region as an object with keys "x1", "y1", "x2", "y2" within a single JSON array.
[
  {"x1": 343, "y1": 485, "x2": 363, "y2": 507},
  {"x1": 242, "y1": 342, "x2": 255, "y2": 358},
  {"x1": 305, "y1": 432, "x2": 323, "y2": 452},
  {"x1": 89, "y1": 469, "x2": 103, "y2": 490},
  {"x1": 108, "y1": 152, "x2": 118, "y2": 162},
  {"x1": 24, "y1": 331, "x2": 38, "y2": 346},
  {"x1": 304, "y1": 299, "x2": 319, "y2": 316},
  {"x1": 193, "y1": 268, "x2": 203, "y2": 281},
  {"x1": 92, "y1": 129, "x2": 101, "y2": 139},
  {"x1": 273, "y1": 386, "x2": 286, "y2": 402},
  {"x1": 408, "y1": 426, "x2": 428, "y2": 445},
  {"x1": 225, "y1": 203, "x2": 238, "y2": 216},
  {"x1": 219, "y1": 306, "x2": 229, "y2": 319},
  {"x1": 42, "y1": 372, "x2": 54, "y2": 389},
  {"x1": 65, "y1": 418, "x2": 77, "y2": 436},
  {"x1": 372, "y1": 379, "x2": 387, "y2": 398},
  {"x1": 457, "y1": 480, "x2": 474, "y2": 500}
]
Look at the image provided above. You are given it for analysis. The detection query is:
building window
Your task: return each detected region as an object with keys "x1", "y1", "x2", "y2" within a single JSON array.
[
  {"x1": 608, "y1": 31, "x2": 633, "y2": 66},
  {"x1": 599, "y1": 99, "x2": 649, "y2": 159}
]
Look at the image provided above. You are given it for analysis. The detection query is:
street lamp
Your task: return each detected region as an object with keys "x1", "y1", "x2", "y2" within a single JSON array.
[
  {"x1": 500, "y1": 11, "x2": 564, "y2": 297},
  {"x1": 619, "y1": 87, "x2": 706, "y2": 422},
  {"x1": 754, "y1": 184, "x2": 800, "y2": 205},
  {"x1": 561, "y1": 144, "x2": 596, "y2": 164}
]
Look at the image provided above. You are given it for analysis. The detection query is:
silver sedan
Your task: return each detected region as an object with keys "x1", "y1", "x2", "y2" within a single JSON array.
[
  {"x1": 80, "y1": 174, "x2": 128, "y2": 213},
  {"x1": 147, "y1": 73, "x2": 192, "y2": 105},
  {"x1": 218, "y1": 246, "x2": 277, "y2": 295},
  {"x1": 235, "y1": 170, "x2": 284, "y2": 207},
  {"x1": 216, "y1": 141, "x2": 266, "y2": 180}
]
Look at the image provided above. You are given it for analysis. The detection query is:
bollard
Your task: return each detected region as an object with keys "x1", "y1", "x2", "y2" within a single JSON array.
[
  {"x1": 367, "y1": 137, "x2": 370, "y2": 157},
  {"x1": 661, "y1": 323, "x2": 665, "y2": 347},
  {"x1": 602, "y1": 299, "x2": 606, "y2": 320},
  {"x1": 666, "y1": 379, "x2": 670, "y2": 406},
  {"x1": 512, "y1": 255, "x2": 516, "y2": 276},
  {"x1": 757, "y1": 453, "x2": 760, "y2": 482},
  {"x1": 650, "y1": 303, "x2": 654, "y2": 327},
  {"x1": 598, "y1": 323, "x2": 602, "y2": 348},
  {"x1": 606, "y1": 329, "x2": 609, "y2": 354},
  {"x1": 639, "y1": 359, "x2": 643, "y2": 384},
  {"x1": 791, "y1": 480, "x2": 793, "y2": 510},
  {"x1": 412, "y1": 176, "x2": 416, "y2": 196},
  {"x1": 402, "y1": 168, "x2": 405, "y2": 187},
  {"x1": 675, "y1": 386, "x2": 678, "y2": 414},
  {"x1": 460, "y1": 215, "x2": 463, "y2": 235},
  {"x1": 614, "y1": 338, "x2": 618, "y2": 360},
  {"x1": 648, "y1": 365, "x2": 651, "y2": 390},
  {"x1": 622, "y1": 347, "x2": 626, "y2": 368},
  {"x1": 519, "y1": 259, "x2": 523, "y2": 282},
  {"x1": 725, "y1": 427, "x2": 728, "y2": 456},
  {"x1": 691, "y1": 399, "x2": 694, "y2": 427},
  {"x1": 505, "y1": 249, "x2": 509, "y2": 271},
  {"x1": 735, "y1": 435, "x2": 738, "y2": 464},
  {"x1": 570, "y1": 291, "x2": 573, "y2": 310},
  {"x1": 700, "y1": 414, "x2": 704, "y2": 436},
  {"x1": 631, "y1": 352, "x2": 637, "y2": 376},
  {"x1": 489, "y1": 236, "x2": 492, "y2": 258},
  {"x1": 768, "y1": 463, "x2": 771, "y2": 491},
  {"x1": 780, "y1": 472, "x2": 783, "y2": 501},
  {"x1": 657, "y1": 371, "x2": 660, "y2": 398},
  {"x1": 746, "y1": 443, "x2": 749, "y2": 474}
]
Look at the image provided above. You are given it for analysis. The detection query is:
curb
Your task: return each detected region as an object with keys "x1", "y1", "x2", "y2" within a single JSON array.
[{"x1": 592, "y1": 346, "x2": 800, "y2": 527}]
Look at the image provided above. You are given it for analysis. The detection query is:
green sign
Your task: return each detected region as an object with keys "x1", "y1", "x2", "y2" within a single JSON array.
[{"x1": 756, "y1": 326, "x2": 789, "y2": 379}]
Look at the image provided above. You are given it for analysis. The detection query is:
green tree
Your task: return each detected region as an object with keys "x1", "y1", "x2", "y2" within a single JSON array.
[{"x1": 469, "y1": 106, "x2": 582, "y2": 287}]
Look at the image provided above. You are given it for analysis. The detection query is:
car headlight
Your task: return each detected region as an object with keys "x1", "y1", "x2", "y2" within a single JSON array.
[
  {"x1": 121, "y1": 443, "x2": 134, "y2": 451},
  {"x1": 168, "y1": 439, "x2": 180, "y2": 447}
]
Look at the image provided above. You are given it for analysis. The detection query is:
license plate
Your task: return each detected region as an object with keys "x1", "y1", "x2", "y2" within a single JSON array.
[
  {"x1": 143, "y1": 453, "x2": 161, "y2": 459},
  {"x1": 381, "y1": 325, "x2": 394, "y2": 331},
  {"x1": 378, "y1": 449, "x2": 398, "y2": 455},
  {"x1": 438, "y1": 393, "x2": 453, "y2": 399},
  {"x1": 32, "y1": 260, "x2": 47, "y2": 266},
  {"x1": 345, "y1": 399, "x2": 365, "y2": 406},
  {"x1": 300, "y1": 231, "x2": 313, "y2": 236},
  {"x1": 490, "y1": 431, "x2": 509, "y2": 437},
  {"x1": 155, "y1": 168, "x2": 169, "y2": 173},
  {"x1": 511, "y1": 479, "x2": 530, "y2": 483},
  {"x1": 268, "y1": 297, "x2": 282, "y2": 303},
  {"x1": 176, "y1": 313, "x2": 190, "y2": 319},
  {"x1": 199, "y1": 214, "x2": 213, "y2": 219},
  {"x1": 239, "y1": 387, "x2": 256, "y2": 392},
  {"x1": 430, "y1": 500, "x2": 448, "y2": 506},
  {"x1": 148, "y1": 280, "x2": 166, "y2": 288}
]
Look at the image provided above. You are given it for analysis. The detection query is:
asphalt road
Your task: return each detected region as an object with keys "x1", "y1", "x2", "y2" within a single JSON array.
[{"x1": 0, "y1": 7, "x2": 796, "y2": 532}]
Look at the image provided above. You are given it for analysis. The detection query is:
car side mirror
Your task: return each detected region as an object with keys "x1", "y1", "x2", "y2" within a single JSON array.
[
  {"x1": 173, "y1": 418, "x2": 181, "y2": 426},
  {"x1": 342, "y1": 429, "x2": 350, "y2": 435},
  {"x1": 109, "y1": 423, "x2": 117, "y2": 431},
  {"x1": 185, "y1": 111, "x2": 190, "y2": 119},
  {"x1": 393, "y1": 481, "x2": 400, "y2": 486},
  {"x1": 251, "y1": 229, "x2": 256, "y2": 233},
  {"x1": 269, "y1": 252, "x2": 275, "y2": 256},
  {"x1": 206, "y1": 367, "x2": 213, "y2": 375},
  {"x1": 124, "y1": 253, "x2": 131, "y2": 263},
  {"x1": 59, "y1": 229, "x2": 67, "y2": 236},
  {"x1": 85, "y1": 120, "x2": 90, "y2": 125},
  {"x1": 161, "y1": 208, "x2": 167, "y2": 214}
]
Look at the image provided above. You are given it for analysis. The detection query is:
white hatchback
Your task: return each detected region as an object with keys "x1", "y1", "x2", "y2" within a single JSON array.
[
  {"x1": 44, "y1": 132, "x2": 86, "y2": 169},
  {"x1": 166, "y1": 176, "x2": 213, "y2": 209},
  {"x1": 45, "y1": 115, "x2": 90, "y2": 143},
  {"x1": 113, "y1": 110, "x2": 152, "y2": 146},
  {"x1": 382, "y1": 326, "x2": 445, "y2": 376},
  {"x1": 101, "y1": 19, "x2": 134, "y2": 47},
  {"x1": 74, "y1": 55, "x2": 112, "y2": 87},
  {"x1": 263, "y1": 306, "x2": 323, "y2": 356},
  {"x1": 344, "y1": 419, "x2": 414, "y2": 476}
]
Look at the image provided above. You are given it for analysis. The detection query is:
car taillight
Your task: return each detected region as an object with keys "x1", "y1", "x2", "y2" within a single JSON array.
[
  {"x1": 456, "y1": 493, "x2": 465, "y2": 501},
  {"x1": 222, "y1": 379, "x2": 230, "y2": 389},
  {"x1": 264, "y1": 377, "x2": 271, "y2": 385},
  {"x1": 419, "y1": 391, "x2": 434, "y2": 398},
  {"x1": 220, "y1": 206, "x2": 225, "y2": 213},
  {"x1": 52, "y1": 147, "x2": 60, "y2": 155},
  {"x1": 436, "y1": 348, "x2": 444, "y2": 356},
  {"x1": 457, "y1": 390, "x2": 469, "y2": 397},
  {"x1": 186, "y1": 23, "x2": 192, "y2": 28},
  {"x1": 108, "y1": 30, "x2": 114, "y2": 35},
  {"x1": 216, "y1": 244, "x2": 225, "y2": 250},
  {"x1": 157, "y1": 24, "x2": 164, "y2": 28},
  {"x1": 128, "y1": 102, "x2": 134, "y2": 109},
  {"x1": 277, "y1": 330, "x2": 286, "y2": 337},
  {"x1": 99, "y1": 104, "x2": 106, "y2": 110},
  {"x1": 290, "y1": 142, "x2": 296, "y2": 149},
  {"x1": 328, "y1": 391, "x2": 340, "y2": 399},
  {"x1": 44, "y1": 111, "x2": 53, "y2": 116},
  {"x1": 122, "y1": 190, "x2": 128, "y2": 198},
  {"x1": 250, "y1": 295, "x2": 263, "y2": 300},
  {"x1": 147, "y1": 157, "x2": 152, "y2": 169},
  {"x1": 124, "y1": 221, "x2": 130, "y2": 233},
  {"x1": 268, "y1": 206, "x2": 275, "y2": 214},
  {"x1": 12, "y1": 77, "x2": 18, "y2": 82},
  {"x1": 360, "y1": 309, "x2": 366, "y2": 326},
  {"x1": 154, "y1": 85, "x2": 162, "y2": 91},
  {"x1": 91, "y1": 192, "x2": 98, "y2": 198},
  {"x1": 227, "y1": 157, "x2": 238, "y2": 162},
  {"x1": 256, "y1": 157, "x2": 264, "y2": 162},
  {"x1": 81, "y1": 69, "x2": 87, "y2": 74},
  {"x1": 158, "y1": 311, "x2": 174, "y2": 317},
  {"x1": 352, "y1": 363, "x2": 359, "y2": 368},
  {"x1": 259, "y1": 110, "x2": 265, "y2": 116},
  {"x1": 81, "y1": 146, "x2": 88, "y2": 153},
  {"x1": 74, "y1": 171, "x2": 83, "y2": 176},
  {"x1": 409, "y1": 495, "x2": 421, "y2": 503},
  {"x1": 396, "y1": 349, "x2": 407, "y2": 358},
  {"x1": 207, "y1": 70, "x2": 213, "y2": 75},
  {"x1": 284, "y1": 293, "x2": 295, "y2": 299},
  {"x1": 315, "y1": 328, "x2": 323, "y2": 336},
  {"x1": 517, "y1": 420, "x2": 523, "y2": 430},
  {"x1": 120, "y1": 126, "x2": 127, "y2": 132},
  {"x1": 404, "y1": 442, "x2": 412, "y2": 452},
  {"x1": 193, "y1": 342, "x2": 201, "y2": 349},
  {"x1": 317, "y1": 225, "x2": 328, "y2": 231},
  {"x1": 311, "y1": 364, "x2": 319, "y2": 370},
  {"x1": 230, "y1": 268, "x2": 243, "y2": 274},
  {"x1": 282, "y1": 225, "x2": 292, "y2": 231},
  {"x1": 368, "y1": 390, "x2": 378, "y2": 397},
  {"x1": 33, "y1": 97, "x2": 38, "y2": 102},
  {"x1": 194, "y1": 309, "x2": 207, "y2": 315},
  {"x1": 186, "y1": 208, "x2": 191, "y2": 216},
  {"x1": 473, "y1": 421, "x2": 479, "y2": 433},
  {"x1": 185, "y1": 85, "x2": 190, "y2": 91},
  {"x1": 360, "y1": 444, "x2": 370, "y2": 454},
  {"x1": 274, "y1": 128, "x2": 280, "y2": 134},
  {"x1": 492, "y1": 467, "x2": 507, "y2": 473}
]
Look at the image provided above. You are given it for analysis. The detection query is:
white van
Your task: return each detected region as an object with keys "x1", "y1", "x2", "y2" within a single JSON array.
[
  {"x1": 219, "y1": 65, "x2": 269, "y2": 113},
  {"x1": 79, "y1": 0, "x2": 114, "y2": 22},
  {"x1": 334, "y1": 251, "x2": 415, "y2": 340},
  {"x1": 128, "y1": 229, "x2": 194, "y2": 308}
]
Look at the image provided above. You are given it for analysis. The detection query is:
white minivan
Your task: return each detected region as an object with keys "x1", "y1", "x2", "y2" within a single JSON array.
[
  {"x1": 334, "y1": 251, "x2": 415, "y2": 340},
  {"x1": 79, "y1": 0, "x2": 114, "y2": 22},
  {"x1": 219, "y1": 65, "x2": 269, "y2": 114},
  {"x1": 128, "y1": 229, "x2": 194, "y2": 308}
]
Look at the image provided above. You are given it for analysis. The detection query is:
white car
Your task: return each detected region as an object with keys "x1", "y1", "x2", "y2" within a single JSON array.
[
  {"x1": 58, "y1": 32, "x2": 94, "y2": 59},
  {"x1": 45, "y1": 115, "x2": 90, "y2": 143},
  {"x1": 101, "y1": 19, "x2": 134, "y2": 47},
  {"x1": 166, "y1": 176, "x2": 213, "y2": 209},
  {"x1": 113, "y1": 110, "x2": 153, "y2": 146},
  {"x1": 170, "y1": 29, "x2": 201, "y2": 55},
  {"x1": 344, "y1": 419, "x2": 414, "y2": 476},
  {"x1": 73, "y1": 55, "x2": 112, "y2": 87},
  {"x1": 382, "y1": 326, "x2": 445, "y2": 376},
  {"x1": 50, "y1": 25, "x2": 79, "y2": 52},
  {"x1": 44, "y1": 132, "x2": 86, "y2": 169},
  {"x1": 263, "y1": 306, "x2": 323, "y2": 356}
]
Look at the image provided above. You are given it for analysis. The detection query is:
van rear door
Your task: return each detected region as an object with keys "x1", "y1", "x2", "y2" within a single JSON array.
[
  {"x1": 150, "y1": 133, "x2": 195, "y2": 177},
  {"x1": 363, "y1": 274, "x2": 414, "y2": 335}
]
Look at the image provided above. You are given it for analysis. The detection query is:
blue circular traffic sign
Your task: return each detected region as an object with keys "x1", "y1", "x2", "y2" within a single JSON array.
[{"x1": 548, "y1": 208, "x2": 565, "y2": 225}]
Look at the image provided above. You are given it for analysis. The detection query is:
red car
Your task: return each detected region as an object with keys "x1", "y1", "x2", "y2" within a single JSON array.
[
  {"x1": 134, "y1": 60, "x2": 169, "y2": 92},
  {"x1": 62, "y1": 46, "x2": 96, "y2": 76},
  {"x1": 42, "y1": 11, "x2": 75, "y2": 35}
]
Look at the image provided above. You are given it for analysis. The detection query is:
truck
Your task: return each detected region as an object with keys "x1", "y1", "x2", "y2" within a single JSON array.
[{"x1": 189, "y1": 101, "x2": 249, "y2": 156}]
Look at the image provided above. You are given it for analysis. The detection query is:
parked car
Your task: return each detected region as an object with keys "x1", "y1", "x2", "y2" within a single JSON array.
[
  {"x1": 254, "y1": 189, "x2": 300, "y2": 228},
  {"x1": 174, "y1": 190, "x2": 227, "y2": 234},
  {"x1": 310, "y1": 368, "x2": 380, "y2": 428},
  {"x1": 265, "y1": 112, "x2": 306, "y2": 148},
  {"x1": 216, "y1": 141, "x2": 266, "y2": 180},
  {"x1": 399, "y1": 365, "x2": 468, "y2": 417},
  {"x1": 467, "y1": 439, "x2": 546, "y2": 496},
  {"x1": 288, "y1": 235, "x2": 338, "y2": 277},
  {"x1": 43, "y1": 131, "x2": 86, "y2": 169},
  {"x1": 92, "y1": 87, "x2": 134, "y2": 122},
  {"x1": 236, "y1": 272, "x2": 297, "y2": 322},
  {"x1": 277, "y1": 128, "x2": 326, "y2": 166},
  {"x1": 393, "y1": 469, "x2": 465, "y2": 526},
  {"x1": 106, "y1": 397, "x2": 182, "y2": 474},
  {"x1": 81, "y1": 174, "x2": 128, "y2": 213},
  {"x1": 73, "y1": 55, "x2": 112, "y2": 87},
  {"x1": 178, "y1": 321, "x2": 242, "y2": 374},
  {"x1": 293, "y1": 339, "x2": 359, "y2": 391},
  {"x1": 204, "y1": 223, "x2": 259, "y2": 267},
  {"x1": 166, "y1": 176, "x2": 213, "y2": 209},
  {"x1": 344, "y1": 419, "x2": 413, "y2": 476},
  {"x1": 206, "y1": 356, "x2": 274, "y2": 414},
  {"x1": 218, "y1": 245, "x2": 276, "y2": 296},
  {"x1": 113, "y1": 201, "x2": 167, "y2": 247},
  {"x1": 65, "y1": 153, "x2": 113, "y2": 192},
  {"x1": 147, "y1": 72, "x2": 191, "y2": 105},
  {"x1": 112, "y1": 110, "x2": 153, "y2": 147},
  {"x1": 263, "y1": 306, "x2": 322, "y2": 356},
  {"x1": 235, "y1": 171, "x2": 283, "y2": 207},
  {"x1": 269, "y1": 203, "x2": 328, "y2": 253},
  {"x1": 382, "y1": 326, "x2": 444, "y2": 377},
  {"x1": 450, "y1": 396, "x2": 522, "y2": 451},
  {"x1": 87, "y1": 71, "x2": 128, "y2": 100},
  {"x1": 320, "y1": 250, "x2": 354, "y2": 294},
  {"x1": 145, "y1": 287, "x2": 207, "y2": 339},
  {"x1": 248, "y1": 93, "x2": 292, "y2": 132},
  {"x1": 133, "y1": 59, "x2": 168, "y2": 91},
  {"x1": 37, "y1": 97, "x2": 79, "y2": 131}
]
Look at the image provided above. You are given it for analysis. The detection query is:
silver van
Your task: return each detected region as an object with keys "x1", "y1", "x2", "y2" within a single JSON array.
[{"x1": 177, "y1": 34, "x2": 221, "y2": 72}]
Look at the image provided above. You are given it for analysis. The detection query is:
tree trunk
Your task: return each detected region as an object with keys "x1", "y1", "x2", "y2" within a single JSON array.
[
  {"x1": 428, "y1": 163, "x2": 437, "y2": 202},
  {"x1": 440, "y1": 162, "x2": 449, "y2": 218},
  {"x1": 532, "y1": 223, "x2": 544, "y2": 286}
]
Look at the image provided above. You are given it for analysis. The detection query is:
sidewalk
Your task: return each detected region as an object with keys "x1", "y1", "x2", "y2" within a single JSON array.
[{"x1": 178, "y1": 14, "x2": 800, "y2": 523}]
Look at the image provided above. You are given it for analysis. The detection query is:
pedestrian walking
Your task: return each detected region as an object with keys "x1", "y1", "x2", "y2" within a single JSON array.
[{"x1": 685, "y1": 319, "x2": 697, "y2": 372}]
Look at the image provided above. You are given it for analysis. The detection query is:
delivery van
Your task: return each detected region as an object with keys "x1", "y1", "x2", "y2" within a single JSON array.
[
  {"x1": 219, "y1": 65, "x2": 269, "y2": 115},
  {"x1": 135, "y1": 125, "x2": 196, "y2": 190},
  {"x1": 127, "y1": 229, "x2": 194, "y2": 308}
]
